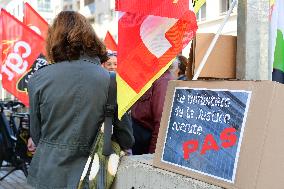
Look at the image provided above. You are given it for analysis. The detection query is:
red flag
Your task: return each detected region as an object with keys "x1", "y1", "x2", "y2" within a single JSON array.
[
  {"x1": 116, "y1": 0, "x2": 189, "y2": 19},
  {"x1": 116, "y1": 0, "x2": 198, "y2": 118},
  {"x1": 1, "y1": 9, "x2": 46, "y2": 106},
  {"x1": 104, "y1": 31, "x2": 118, "y2": 51},
  {"x1": 23, "y1": 3, "x2": 48, "y2": 39}
]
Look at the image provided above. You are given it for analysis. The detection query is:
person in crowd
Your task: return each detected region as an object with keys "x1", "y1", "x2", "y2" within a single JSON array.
[
  {"x1": 131, "y1": 69, "x2": 173, "y2": 155},
  {"x1": 101, "y1": 50, "x2": 117, "y2": 72},
  {"x1": 100, "y1": 50, "x2": 134, "y2": 155},
  {"x1": 27, "y1": 11, "x2": 134, "y2": 189},
  {"x1": 170, "y1": 55, "x2": 190, "y2": 80},
  {"x1": 176, "y1": 55, "x2": 189, "y2": 80}
]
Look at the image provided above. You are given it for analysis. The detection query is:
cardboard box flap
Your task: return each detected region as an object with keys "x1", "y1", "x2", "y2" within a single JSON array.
[{"x1": 193, "y1": 33, "x2": 237, "y2": 79}]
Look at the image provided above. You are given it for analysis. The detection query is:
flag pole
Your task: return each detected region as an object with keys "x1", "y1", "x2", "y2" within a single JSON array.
[{"x1": 192, "y1": 0, "x2": 238, "y2": 80}]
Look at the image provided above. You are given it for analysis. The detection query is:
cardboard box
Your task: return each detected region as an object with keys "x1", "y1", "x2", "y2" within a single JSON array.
[
  {"x1": 193, "y1": 33, "x2": 237, "y2": 79},
  {"x1": 154, "y1": 80, "x2": 284, "y2": 189}
]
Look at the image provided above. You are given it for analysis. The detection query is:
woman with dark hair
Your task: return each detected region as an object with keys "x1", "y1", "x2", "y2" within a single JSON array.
[
  {"x1": 169, "y1": 55, "x2": 189, "y2": 81},
  {"x1": 176, "y1": 55, "x2": 188, "y2": 80},
  {"x1": 27, "y1": 11, "x2": 134, "y2": 189}
]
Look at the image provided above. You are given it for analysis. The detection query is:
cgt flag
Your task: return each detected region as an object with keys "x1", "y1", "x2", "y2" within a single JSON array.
[
  {"x1": 104, "y1": 31, "x2": 118, "y2": 51},
  {"x1": 116, "y1": 0, "x2": 198, "y2": 118},
  {"x1": 1, "y1": 9, "x2": 46, "y2": 106},
  {"x1": 23, "y1": 2, "x2": 49, "y2": 39}
]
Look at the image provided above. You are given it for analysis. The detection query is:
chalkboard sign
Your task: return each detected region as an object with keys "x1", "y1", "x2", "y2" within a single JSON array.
[{"x1": 161, "y1": 87, "x2": 251, "y2": 183}]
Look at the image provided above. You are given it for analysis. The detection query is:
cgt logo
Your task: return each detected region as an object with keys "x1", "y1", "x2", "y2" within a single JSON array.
[{"x1": 2, "y1": 41, "x2": 31, "y2": 81}]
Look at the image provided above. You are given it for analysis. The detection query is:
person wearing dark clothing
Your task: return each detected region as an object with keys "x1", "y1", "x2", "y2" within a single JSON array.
[
  {"x1": 175, "y1": 55, "x2": 189, "y2": 81},
  {"x1": 27, "y1": 11, "x2": 134, "y2": 189},
  {"x1": 131, "y1": 70, "x2": 173, "y2": 154}
]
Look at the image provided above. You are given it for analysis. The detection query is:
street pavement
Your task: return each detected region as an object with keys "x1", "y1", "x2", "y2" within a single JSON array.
[{"x1": 0, "y1": 163, "x2": 32, "y2": 189}]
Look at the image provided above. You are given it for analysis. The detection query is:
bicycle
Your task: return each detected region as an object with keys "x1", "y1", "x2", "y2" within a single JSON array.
[{"x1": 0, "y1": 101, "x2": 31, "y2": 181}]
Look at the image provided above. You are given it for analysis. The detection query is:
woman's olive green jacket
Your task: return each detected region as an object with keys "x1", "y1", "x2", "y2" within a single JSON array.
[{"x1": 27, "y1": 56, "x2": 134, "y2": 189}]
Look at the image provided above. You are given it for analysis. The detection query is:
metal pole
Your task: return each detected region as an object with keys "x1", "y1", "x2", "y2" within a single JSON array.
[{"x1": 192, "y1": 0, "x2": 238, "y2": 80}]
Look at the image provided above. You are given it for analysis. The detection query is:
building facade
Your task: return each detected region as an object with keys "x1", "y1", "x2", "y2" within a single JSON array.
[
  {"x1": 197, "y1": 0, "x2": 237, "y2": 36},
  {"x1": 0, "y1": 0, "x2": 58, "y2": 23},
  {"x1": 78, "y1": 0, "x2": 117, "y2": 40}
]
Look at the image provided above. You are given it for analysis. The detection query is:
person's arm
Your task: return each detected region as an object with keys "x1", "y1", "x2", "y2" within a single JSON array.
[
  {"x1": 28, "y1": 77, "x2": 41, "y2": 146},
  {"x1": 149, "y1": 77, "x2": 170, "y2": 153},
  {"x1": 112, "y1": 111, "x2": 135, "y2": 150}
]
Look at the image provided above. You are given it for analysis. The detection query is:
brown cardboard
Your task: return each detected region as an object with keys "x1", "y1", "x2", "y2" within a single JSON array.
[
  {"x1": 193, "y1": 33, "x2": 237, "y2": 79},
  {"x1": 153, "y1": 80, "x2": 284, "y2": 189}
]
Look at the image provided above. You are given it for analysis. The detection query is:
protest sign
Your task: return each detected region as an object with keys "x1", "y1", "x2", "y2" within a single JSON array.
[{"x1": 154, "y1": 80, "x2": 284, "y2": 189}]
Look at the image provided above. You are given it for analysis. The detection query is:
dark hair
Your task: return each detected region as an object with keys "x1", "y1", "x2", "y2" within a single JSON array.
[
  {"x1": 46, "y1": 11, "x2": 108, "y2": 63},
  {"x1": 177, "y1": 55, "x2": 188, "y2": 76},
  {"x1": 100, "y1": 50, "x2": 117, "y2": 63}
]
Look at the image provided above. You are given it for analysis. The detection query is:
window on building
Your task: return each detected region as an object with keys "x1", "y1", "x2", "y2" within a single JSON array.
[
  {"x1": 110, "y1": 9, "x2": 115, "y2": 19},
  {"x1": 196, "y1": 3, "x2": 206, "y2": 22},
  {"x1": 76, "y1": 1, "x2": 80, "y2": 10},
  {"x1": 17, "y1": 4, "x2": 20, "y2": 16},
  {"x1": 220, "y1": 0, "x2": 233, "y2": 14},
  {"x1": 38, "y1": 0, "x2": 51, "y2": 12},
  {"x1": 98, "y1": 13, "x2": 106, "y2": 24},
  {"x1": 88, "y1": 17, "x2": 95, "y2": 24},
  {"x1": 63, "y1": 5, "x2": 68, "y2": 10},
  {"x1": 84, "y1": 0, "x2": 94, "y2": 5}
]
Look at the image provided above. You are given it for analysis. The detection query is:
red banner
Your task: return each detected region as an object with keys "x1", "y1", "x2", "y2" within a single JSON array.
[
  {"x1": 117, "y1": 11, "x2": 197, "y2": 92},
  {"x1": 115, "y1": 0, "x2": 198, "y2": 118},
  {"x1": 1, "y1": 9, "x2": 46, "y2": 106},
  {"x1": 116, "y1": 0, "x2": 189, "y2": 19},
  {"x1": 23, "y1": 3, "x2": 48, "y2": 39},
  {"x1": 104, "y1": 31, "x2": 118, "y2": 51}
]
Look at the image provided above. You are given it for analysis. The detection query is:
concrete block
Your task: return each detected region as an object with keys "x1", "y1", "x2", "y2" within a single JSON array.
[
  {"x1": 112, "y1": 154, "x2": 223, "y2": 189},
  {"x1": 236, "y1": 0, "x2": 270, "y2": 80}
]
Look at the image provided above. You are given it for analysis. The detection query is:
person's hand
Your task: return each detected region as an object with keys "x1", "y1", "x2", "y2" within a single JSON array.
[
  {"x1": 123, "y1": 149, "x2": 132, "y2": 156},
  {"x1": 27, "y1": 137, "x2": 36, "y2": 154}
]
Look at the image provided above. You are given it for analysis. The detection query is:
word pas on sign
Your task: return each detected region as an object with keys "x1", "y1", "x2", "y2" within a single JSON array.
[{"x1": 183, "y1": 127, "x2": 237, "y2": 159}]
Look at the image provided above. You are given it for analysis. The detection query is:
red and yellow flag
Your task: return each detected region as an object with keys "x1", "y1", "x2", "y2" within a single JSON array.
[
  {"x1": 116, "y1": 0, "x2": 198, "y2": 118},
  {"x1": 1, "y1": 9, "x2": 46, "y2": 106},
  {"x1": 23, "y1": 2, "x2": 49, "y2": 39}
]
